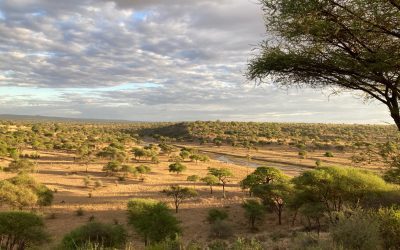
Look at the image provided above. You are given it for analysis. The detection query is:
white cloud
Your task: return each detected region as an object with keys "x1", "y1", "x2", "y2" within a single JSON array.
[{"x1": 0, "y1": 0, "x2": 392, "y2": 123}]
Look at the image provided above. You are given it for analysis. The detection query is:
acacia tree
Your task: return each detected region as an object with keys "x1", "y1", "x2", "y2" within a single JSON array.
[
  {"x1": 163, "y1": 185, "x2": 198, "y2": 213},
  {"x1": 208, "y1": 167, "x2": 233, "y2": 198},
  {"x1": 201, "y1": 175, "x2": 219, "y2": 194},
  {"x1": 248, "y1": 0, "x2": 400, "y2": 129},
  {"x1": 0, "y1": 211, "x2": 49, "y2": 249}
]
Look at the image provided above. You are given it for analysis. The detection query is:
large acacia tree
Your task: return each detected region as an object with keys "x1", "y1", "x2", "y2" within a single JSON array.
[{"x1": 248, "y1": 0, "x2": 400, "y2": 129}]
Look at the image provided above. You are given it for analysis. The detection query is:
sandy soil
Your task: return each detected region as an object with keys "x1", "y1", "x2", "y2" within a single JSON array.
[{"x1": 0, "y1": 144, "x2": 376, "y2": 249}]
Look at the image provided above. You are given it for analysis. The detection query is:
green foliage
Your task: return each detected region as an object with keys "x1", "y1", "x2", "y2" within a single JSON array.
[
  {"x1": 240, "y1": 166, "x2": 288, "y2": 194},
  {"x1": 61, "y1": 222, "x2": 127, "y2": 249},
  {"x1": 0, "y1": 211, "x2": 49, "y2": 249},
  {"x1": 253, "y1": 180, "x2": 292, "y2": 225},
  {"x1": 210, "y1": 220, "x2": 233, "y2": 239},
  {"x1": 127, "y1": 198, "x2": 181, "y2": 245},
  {"x1": 187, "y1": 175, "x2": 199, "y2": 183},
  {"x1": 242, "y1": 199, "x2": 265, "y2": 229},
  {"x1": 330, "y1": 211, "x2": 382, "y2": 250},
  {"x1": 376, "y1": 207, "x2": 400, "y2": 249},
  {"x1": 102, "y1": 161, "x2": 122, "y2": 175},
  {"x1": 5, "y1": 159, "x2": 35, "y2": 173},
  {"x1": 247, "y1": 0, "x2": 400, "y2": 129},
  {"x1": 324, "y1": 151, "x2": 334, "y2": 157},
  {"x1": 208, "y1": 167, "x2": 233, "y2": 198},
  {"x1": 168, "y1": 162, "x2": 187, "y2": 174},
  {"x1": 179, "y1": 150, "x2": 191, "y2": 160},
  {"x1": 201, "y1": 175, "x2": 219, "y2": 194},
  {"x1": 0, "y1": 173, "x2": 53, "y2": 208},
  {"x1": 97, "y1": 146, "x2": 126, "y2": 162},
  {"x1": 292, "y1": 167, "x2": 393, "y2": 217},
  {"x1": 136, "y1": 165, "x2": 151, "y2": 174},
  {"x1": 163, "y1": 185, "x2": 197, "y2": 213},
  {"x1": 207, "y1": 208, "x2": 228, "y2": 223},
  {"x1": 298, "y1": 150, "x2": 307, "y2": 159},
  {"x1": 189, "y1": 154, "x2": 209, "y2": 163}
]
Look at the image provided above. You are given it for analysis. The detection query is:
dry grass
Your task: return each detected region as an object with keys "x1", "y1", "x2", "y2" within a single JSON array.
[{"x1": 0, "y1": 144, "x2": 382, "y2": 249}]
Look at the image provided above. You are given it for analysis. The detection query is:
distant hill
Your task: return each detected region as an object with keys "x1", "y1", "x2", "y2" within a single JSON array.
[{"x1": 0, "y1": 114, "x2": 133, "y2": 123}]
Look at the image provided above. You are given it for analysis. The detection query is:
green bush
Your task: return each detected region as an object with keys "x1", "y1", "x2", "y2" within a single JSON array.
[
  {"x1": 207, "y1": 208, "x2": 229, "y2": 223},
  {"x1": 5, "y1": 159, "x2": 35, "y2": 173},
  {"x1": 210, "y1": 220, "x2": 233, "y2": 239},
  {"x1": 0, "y1": 211, "x2": 49, "y2": 249},
  {"x1": 127, "y1": 198, "x2": 181, "y2": 245},
  {"x1": 0, "y1": 173, "x2": 53, "y2": 208},
  {"x1": 330, "y1": 211, "x2": 382, "y2": 250},
  {"x1": 242, "y1": 199, "x2": 265, "y2": 230},
  {"x1": 61, "y1": 222, "x2": 127, "y2": 249},
  {"x1": 376, "y1": 207, "x2": 400, "y2": 249},
  {"x1": 324, "y1": 151, "x2": 334, "y2": 157},
  {"x1": 168, "y1": 162, "x2": 187, "y2": 174}
]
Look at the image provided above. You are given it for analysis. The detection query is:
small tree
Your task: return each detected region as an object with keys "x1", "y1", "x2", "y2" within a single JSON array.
[
  {"x1": 242, "y1": 199, "x2": 265, "y2": 230},
  {"x1": 187, "y1": 175, "x2": 200, "y2": 189},
  {"x1": 189, "y1": 154, "x2": 201, "y2": 163},
  {"x1": 207, "y1": 208, "x2": 228, "y2": 224},
  {"x1": 253, "y1": 182, "x2": 293, "y2": 225},
  {"x1": 61, "y1": 222, "x2": 127, "y2": 249},
  {"x1": 127, "y1": 198, "x2": 181, "y2": 245},
  {"x1": 0, "y1": 211, "x2": 49, "y2": 250},
  {"x1": 179, "y1": 150, "x2": 191, "y2": 161},
  {"x1": 208, "y1": 167, "x2": 233, "y2": 198},
  {"x1": 168, "y1": 162, "x2": 187, "y2": 175},
  {"x1": 136, "y1": 165, "x2": 151, "y2": 175},
  {"x1": 5, "y1": 159, "x2": 35, "y2": 173},
  {"x1": 163, "y1": 185, "x2": 198, "y2": 213},
  {"x1": 102, "y1": 161, "x2": 122, "y2": 176},
  {"x1": 132, "y1": 147, "x2": 146, "y2": 161},
  {"x1": 201, "y1": 175, "x2": 219, "y2": 194}
]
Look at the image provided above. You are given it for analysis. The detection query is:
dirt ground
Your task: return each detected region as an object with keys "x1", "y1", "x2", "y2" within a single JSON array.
[{"x1": 0, "y1": 144, "x2": 376, "y2": 249}]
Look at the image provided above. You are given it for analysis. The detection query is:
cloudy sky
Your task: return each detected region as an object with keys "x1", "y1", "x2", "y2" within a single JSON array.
[{"x1": 0, "y1": 0, "x2": 392, "y2": 124}]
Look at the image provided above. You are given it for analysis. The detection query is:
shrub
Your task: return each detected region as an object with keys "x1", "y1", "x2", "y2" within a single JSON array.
[
  {"x1": 94, "y1": 180, "x2": 103, "y2": 188},
  {"x1": 76, "y1": 207, "x2": 85, "y2": 216},
  {"x1": 210, "y1": 220, "x2": 233, "y2": 239},
  {"x1": 102, "y1": 161, "x2": 122, "y2": 175},
  {"x1": 242, "y1": 199, "x2": 265, "y2": 230},
  {"x1": 163, "y1": 185, "x2": 198, "y2": 213},
  {"x1": 61, "y1": 222, "x2": 127, "y2": 249},
  {"x1": 127, "y1": 198, "x2": 181, "y2": 245},
  {"x1": 0, "y1": 211, "x2": 49, "y2": 249},
  {"x1": 298, "y1": 150, "x2": 307, "y2": 159},
  {"x1": 330, "y1": 211, "x2": 382, "y2": 250},
  {"x1": 207, "y1": 209, "x2": 228, "y2": 223},
  {"x1": 376, "y1": 207, "x2": 400, "y2": 249},
  {"x1": 5, "y1": 159, "x2": 35, "y2": 173},
  {"x1": 168, "y1": 162, "x2": 187, "y2": 174},
  {"x1": 0, "y1": 173, "x2": 53, "y2": 208},
  {"x1": 136, "y1": 165, "x2": 151, "y2": 175},
  {"x1": 324, "y1": 151, "x2": 334, "y2": 157}
]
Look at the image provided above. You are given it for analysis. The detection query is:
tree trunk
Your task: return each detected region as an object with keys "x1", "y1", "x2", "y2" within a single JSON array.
[
  {"x1": 278, "y1": 208, "x2": 282, "y2": 225},
  {"x1": 388, "y1": 91, "x2": 400, "y2": 131},
  {"x1": 222, "y1": 184, "x2": 226, "y2": 198}
]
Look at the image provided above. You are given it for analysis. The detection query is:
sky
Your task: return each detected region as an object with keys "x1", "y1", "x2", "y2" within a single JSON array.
[{"x1": 0, "y1": 0, "x2": 393, "y2": 124}]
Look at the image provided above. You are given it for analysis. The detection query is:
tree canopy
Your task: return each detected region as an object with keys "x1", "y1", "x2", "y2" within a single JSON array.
[{"x1": 248, "y1": 0, "x2": 400, "y2": 129}]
